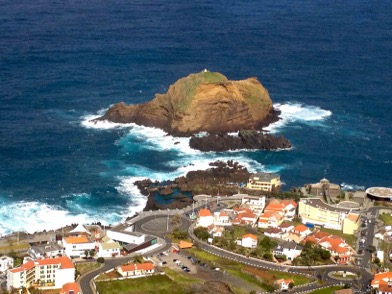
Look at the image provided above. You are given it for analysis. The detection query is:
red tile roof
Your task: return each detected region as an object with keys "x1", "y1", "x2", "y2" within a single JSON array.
[
  {"x1": 9, "y1": 260, "x2": 35, "y2": 273},
  {"x1": 63, "y1": 235, "x2": 91, "y2": 244},
  {"x1": 293, "y1": 224, "x2": 309, "y2": 233},
  {"x1": 121, "y1": 262, "x2": 154, "y2": 272},
  {"x1": 37, "y1": 256, "x2": 74, "y2": 269},
  {"x1": 199, "y1": 209, "x2": 212, "y2": 217},
  {"x1": 242, "y1": 233, "x2": 257, "y2": 240},
  {"x1": 61, "y1": 282, "x2": 81, "y2": 294}
]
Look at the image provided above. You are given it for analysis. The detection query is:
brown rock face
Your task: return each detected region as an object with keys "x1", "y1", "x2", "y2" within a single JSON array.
[{"x1": 95, "y1": 71, "x2": 275, "y2": 136}]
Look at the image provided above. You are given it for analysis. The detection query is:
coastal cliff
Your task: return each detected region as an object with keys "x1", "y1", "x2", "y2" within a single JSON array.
[{"x1": 95, "y1": 71, "x2": 278, "y2": 136}]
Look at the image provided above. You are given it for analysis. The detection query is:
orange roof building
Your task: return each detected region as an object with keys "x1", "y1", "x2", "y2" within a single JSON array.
[
  {"x1": 62, "y1": 235, "x2": 95, "y2": 258},
  {"x1": 7, "y1": 256, "x2": 75, "y2": 291},
  {"x1": 179, "y1": 240, "x2": 193, "y2": 249},
  {"x1": 118, "y1": 262, "x2": 155, "y2": 277},
  {"x1": 371, "y1": 272, "x2": 392, "y2": 292},
  {"x1": 60, "y1": 282, "x2": 81, "y2": 294},
  {"x1": 199, "y1": 209, "x2": 212, "y2": 217}
]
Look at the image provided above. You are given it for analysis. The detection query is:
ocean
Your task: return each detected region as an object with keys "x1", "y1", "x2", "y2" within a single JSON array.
[{"x1": 1, "y1": 0, "x2": 392, "y2": 234}]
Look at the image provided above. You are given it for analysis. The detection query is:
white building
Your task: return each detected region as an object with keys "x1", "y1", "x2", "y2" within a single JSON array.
[
  {"x1": 62, "y1": 236, "x2": 95, "y2": 258},
  {"x1": 213, "y1": 211, "x2": 232, "y2": 226},
  {"x1": 197, "y1": 209, "x2": 214, "y2": 228},
  {"x1": 117, "y1": 262, "x2": 155, "y2": 277},
  {"x1": 237, "y1": 234, "x2": 257, "y2": 248},
  {"x1": 97, "y1": 241, "x2": 122, "y2": 258},
  {"x1": 241, "y1": 195, "x2": 266, "y2": 214},
  {"x1": 28, "y1": 242, "x2": 65, "y2": 260},
  {"x1": 0, "y1": 256, "x2": 13, "y2": 272},
  {"x1": 107, "y1": 224, "x2": 146, "y2": 245},
  {"x1": 273, "y1": 242, "x2": 303, "y2": 261},
  {"x1": 7, "y1": 256, "x2": 75, "y2": 291},
  {"x1": 275, "y1": 279, "x2": 294, "y2": 291}
]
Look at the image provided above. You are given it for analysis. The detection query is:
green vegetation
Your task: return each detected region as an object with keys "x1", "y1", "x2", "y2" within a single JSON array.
[
  {"x1": 308, "y1": 285, "x2": 344, "y2": 294},
  {"x1": 193, "y1": 226, "x2": 209, "y2": 241},
  {"x1": 75, "y1": 262, "x2": 102, "y2": 275},
  {"x1": 176, "y1": 71, "x2": 227, "y2": 112},
  {"x1": 0, "y1": 242, "x2": 29, "y2": 254},
  {"x1": 96, "y1": 275, "x2": 195, "y2": 294},
  {"x1": 292, "y1": 242, "x2": 331, "y2": 266},
  {"x1": 97, "y1": 257, "x2": 105, "y2": 263},
  {"x1": 170, "y1": 228, "x2": 189, "y2": 241},
  {"x1": 211, "y1": 226, "x2": 275, "y2": 261},
  {"x1": 187, "y1": 247, "x2": 310, "y2": 291},
  {"x1": 379, "y1": 213, "x2": 392, "y2": 225}
]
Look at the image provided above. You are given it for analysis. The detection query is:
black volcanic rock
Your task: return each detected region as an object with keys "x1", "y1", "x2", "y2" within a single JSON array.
[{"x1": 189, "y1": 130, "x2": 291, "y2": 152}]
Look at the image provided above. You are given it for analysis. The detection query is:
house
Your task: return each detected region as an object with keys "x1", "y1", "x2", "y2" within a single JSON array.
[
  {"x1": 208, "y1": 225, "x2": 225, "y2": 238},
  {"x1": 241, "y1": 195, "x2": 266, "y2": 213},
  {"x1": 278, "y1": 223, "x2": 294, "y2": 233},
  {"x1": 273, "y1": 241, "x2": 303, "y2": 261},
  {"x1": 303, "y1": 232, "x2": 353, "y2": 264},
  {"x1": 281, "y1": 200, "x2": 298, "y2": 220},
  {"x1": 7, "y1": 256, "x2": 75, "y2": 291},
  {"x1": 375, "y1": 227, "x2": 392, "y2": 240},
  {"x1": 0, "y1": 256, "x2": 13, "y2": 272},
  {"x1": 62, "y1": 235, "x2": 95, "y2": 258},
  {"x1": 106, "y1": 223, "x2": 158, "y2": 254},
  {"x1": 264, "y1": 227, "x2": 284, "y2": 239},
  {"x1": 213, "y1": 211, "x2": 232, "y2": 226},
  {"x1": 28, "y1": 242, "x2": 65, "y2": 260},
  {"x1": 371, "y1": 272, "x2": 392, "y2": 294},
  {"x1": 118, "y1": 262, "x2": 155, "y2": 277},
  {"x1": 233, "y1": 207, "x2": 254, "y2": 215},
  {"x1": 238, "y1": 234, "x2": 257, "y2": 248},
  {"x1": 60, "y1": 282, "x2": 81, "y2": 294},
  {"x1": 298, "y1": 198, "x2": 357, "y2": 232},
  {"x1": 292, "y1": 225, "x2": 312, "y2": 238},
  {"x1": 246, "y1": 172, "x2": 281, "y2": 192},
  {"x1": 275, "y1": 278, "x2": 294, "y2": 291},
  {"x1": 264, "y1": 199, "x2": 297, "y2": 221},
  {"x1": 342, "y1": 213, "x2": 360, "y2": 235},
  {"x1": 97, "y1": 241, "x2": 122, "y2": 258},
  {"x1": 257, "y1": 211, "x2": 284, "y2": 228},
  {"x1": 197, "y1": 209, "x2": 214, "y2": 228},
  {"x1": 233, "y1": 212, "x2": 258, "y2": 226}
]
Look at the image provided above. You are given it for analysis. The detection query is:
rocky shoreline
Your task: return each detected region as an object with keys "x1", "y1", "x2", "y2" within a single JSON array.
[
  {"x1": 135, "y1": 161, "x2": 252, "y2": 211},
  {"x1": 189, "y1": 130, "x2": 291, "y2": 152}
]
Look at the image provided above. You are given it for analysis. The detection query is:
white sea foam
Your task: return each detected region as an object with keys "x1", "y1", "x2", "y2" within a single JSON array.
[
  {"x1": 0, "y1": 201, "x2": 91, "y2": 235},
  {"x1": 116, "y1": 177, "x2": 149, "y2": 215},
  {"x1": 80, "y1": 108, "x2": 136, "y2": 129},
  {"x1": 341, "y1": 183, "x2": 366, "y2": 191},
  {"x1": 265, "y1": 102, "x2": 332, "y2": 133}
]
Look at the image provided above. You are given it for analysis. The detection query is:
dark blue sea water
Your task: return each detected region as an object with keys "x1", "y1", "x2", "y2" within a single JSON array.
[{"x1": 1, "y1": 0, "x2": 392, "y2": 234}]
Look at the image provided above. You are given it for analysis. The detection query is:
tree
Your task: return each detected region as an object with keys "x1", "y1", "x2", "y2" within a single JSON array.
[
  {"x1": 288, "y1": 282, "x2": 294, "y2": 289},
  {"x1": 172, "y1": 228, "x2": 188, "y2": 240},
  {"x1": 97, "y1": 257, "x2": 105, "y2": 264},
  {"x1": 194, "y1": 227, "x2": 209, "y2": 241}
]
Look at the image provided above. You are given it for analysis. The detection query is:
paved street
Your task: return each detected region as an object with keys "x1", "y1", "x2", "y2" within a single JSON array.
[{"x1": 77, "y1": 196, "x2": 392, "y2": 294}]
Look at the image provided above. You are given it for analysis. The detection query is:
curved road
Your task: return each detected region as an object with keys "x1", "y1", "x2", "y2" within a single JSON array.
[{"x1": 79, "y1": 197, "x2": 387, "y2": 293}]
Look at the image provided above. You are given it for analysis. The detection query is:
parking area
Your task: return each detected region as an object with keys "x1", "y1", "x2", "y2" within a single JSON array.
[{"x1": 152, "y1": 249, "x2": 219, "y2": 277}]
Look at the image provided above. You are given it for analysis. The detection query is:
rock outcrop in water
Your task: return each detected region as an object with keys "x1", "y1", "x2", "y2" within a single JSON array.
[
  {"x1": 94, "y1": 71, "x2": 280, "y2": 136},
  {"x1": 136, "y1": 160, "x2": 251, "y2": 211},
  {"x1": 189, "y1": 130, "x2": 291, "y2": 152}
]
